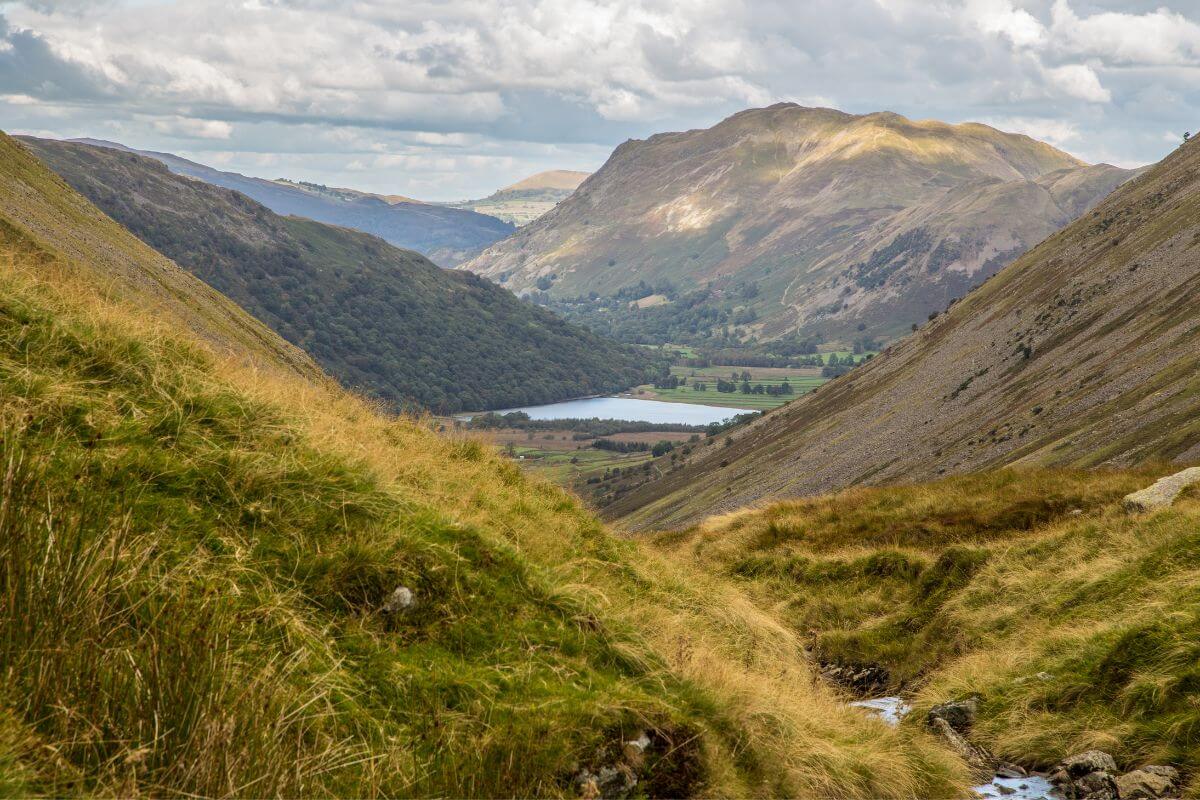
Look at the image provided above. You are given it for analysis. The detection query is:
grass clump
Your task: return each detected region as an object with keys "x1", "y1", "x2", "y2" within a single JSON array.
[{"x1": 661, "y1": 466, "x2": 1200, "y2": 791}]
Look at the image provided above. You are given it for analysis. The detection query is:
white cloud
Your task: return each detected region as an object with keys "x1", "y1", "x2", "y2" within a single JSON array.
[
  {"x1": 982, "y1": 115, "x2": 1080, "y2": 147},
  {"x1": 1043, "y1": 64, "x2": 1111, "y2": 103},
  {"x1": 2, "y1": 0, "x2": 1197, "y2": 196},
  {"x1": 151, "y1": 116, "x2": 232, "y2": 139}
]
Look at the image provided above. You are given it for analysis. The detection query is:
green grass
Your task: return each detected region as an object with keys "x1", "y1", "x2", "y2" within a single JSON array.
[{"x1": 0, "y1": 270, "x2": 732, "y2": 797}]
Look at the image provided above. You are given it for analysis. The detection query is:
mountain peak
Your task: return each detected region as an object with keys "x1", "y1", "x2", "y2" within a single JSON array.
[{"x1": 461, "y1": 103, "x2": 1131, "y2": 346}]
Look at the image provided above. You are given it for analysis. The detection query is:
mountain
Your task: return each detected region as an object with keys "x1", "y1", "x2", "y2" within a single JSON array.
[
  {"x1": 23, "y1": 137, "x2": 655, "y2": 414},
  {"x1": 461, "y1": 104, "x2": 1135, "y2": 346},
  {"x1": 0, "y1": 128, "x2": 965, "y2": 798},
  {"x1": 68, "y1": 138, "x2": 513, "y2": 265},
  {"x1": 605, "y1": 134, "x2": 1200, "y2": 530},
  {"x1": 448, "y1": 169, "x2": 590, "y2": 226}
]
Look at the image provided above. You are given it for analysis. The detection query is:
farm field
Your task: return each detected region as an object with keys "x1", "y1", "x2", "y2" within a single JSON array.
[
  {"x1": 466, "y1": 427, "x2": 698, "y2": 487},
  {"x1": 634, "y1": 365, "x2": 827, "y2": 410}
]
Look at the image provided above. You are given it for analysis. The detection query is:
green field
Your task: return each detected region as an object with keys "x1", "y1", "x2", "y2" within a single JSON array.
[
  {"x1": 632, "y1": 364, "x2": 831, "y2": 410},
  {"x1": 508, "y1": 445, "x2": 654, "y2": 484}
]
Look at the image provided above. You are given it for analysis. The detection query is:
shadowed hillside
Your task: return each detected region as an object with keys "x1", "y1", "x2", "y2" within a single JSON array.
[
  {"x1": 23, "y1": 137, "x2": 656, "y2": 414},
  {"x1": 69, "y1": 138, "x2": 514, "y2": 265}
]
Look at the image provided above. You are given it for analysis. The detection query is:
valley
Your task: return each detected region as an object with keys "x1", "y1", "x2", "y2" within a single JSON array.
[{"x1": 2, "y1": 5, "x2": 1198, "y2": 791}]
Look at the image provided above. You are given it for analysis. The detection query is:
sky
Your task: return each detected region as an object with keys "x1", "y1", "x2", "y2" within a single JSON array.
[{"x1": 1, "y1": 0, "x2": 1197, "y2": 200}]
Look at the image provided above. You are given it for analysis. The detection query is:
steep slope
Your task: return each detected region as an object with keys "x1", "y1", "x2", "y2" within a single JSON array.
[
  {"x1": 23, "y1": 137, "x2": 654, "y2": 414},
  {"x1": 450, "y1": 169, "x2": 591, "y2": 225},
  {"x1": 0, "y1": 127, "x2": 967, "y2": 798},
  {"x1": 70, "y1": 138, "x2": 513, "y2": 265},
  {"x1": 606, "y1": 135, "x2": 1199, "y2": 530},
  {"x1": 0, "y1": 133, "x2": 317, "y2": 379},
  {"x1": 463, "y1": 104, "x2": 1133, "y2": 344}
]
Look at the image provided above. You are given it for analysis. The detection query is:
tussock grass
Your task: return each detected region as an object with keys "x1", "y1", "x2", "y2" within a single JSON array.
[
  {"x1": 0, "y1": 192, "x2": 969, "y2": 796},
  {"x1": 663, "y1": 468, "x2": 1200, "y2": 793}
]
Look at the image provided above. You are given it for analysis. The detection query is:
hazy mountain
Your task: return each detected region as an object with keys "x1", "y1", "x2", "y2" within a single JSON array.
[
  {"x1": 462, "y1": 104, "x2": 1135, "y2": 345},
  {"x1": 68, "y1": 138, "x2": 514, "y2": 265},
  {"x1": 24, "y1": 137, "x2": 656, "y2": 413},
  {"x1": 448, "y1": 169, "x2": 590, "y2": 226},
  {"x1": 604, "y1": 134, "x2": 1200, "y2": 530}
]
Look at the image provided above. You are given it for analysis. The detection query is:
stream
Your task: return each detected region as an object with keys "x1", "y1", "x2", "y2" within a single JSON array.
[{"x1": 850, "y1": 697, "x2": 1057, "y2": 800}]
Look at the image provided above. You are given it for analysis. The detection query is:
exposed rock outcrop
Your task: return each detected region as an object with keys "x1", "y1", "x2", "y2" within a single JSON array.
[{"x1": 1123, "y1": 467, "x2": 1200, "y2": 513}]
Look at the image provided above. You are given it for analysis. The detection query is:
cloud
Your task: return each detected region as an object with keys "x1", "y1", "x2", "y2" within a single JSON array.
[
  {"x1": 0, "y1": 0, "x2": 1196, "y2": 197},
  {"x1": 152, "y1": 116, "x2": 232, "y2": 139},
  {"x1": 1043, "y1": 64, "x2": 1111, "y2": 103}
]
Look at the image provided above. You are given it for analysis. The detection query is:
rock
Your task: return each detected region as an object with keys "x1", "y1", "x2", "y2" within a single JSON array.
[
  {"x1": 1115, "y1": 767, "x2": 1180, "y2": 799},
  {"x1": 1060, "y1": 751, "x2": 1118, "y2": 779},
  {"x1": 996, "y1": 763, "x2": 1028, "y2": 779},
  {"x1": 1123, "y1": 466, "x2": 1200, "y2": 513},
  {"x1": 1073, "y1": 770, "x2": 1118, "y2": 800},
  {"x1": 380, "y1": 586, "x2": 415, "y2": 614},
  {"x1": 996, "y1": 784, "x2": 1016, "y2": 795},
  {"x1": 573, "y1": 764, "x2": 637, "y2": 799},
  {"x1": 622, "y1": 731, "x2": 651, "y2": 767},
  {"x1": 928, "y1": 697, "x2": 979, "y2": 733},
  {"x1": 929, "y1": 717, "x2": 994, "y2": 780}
]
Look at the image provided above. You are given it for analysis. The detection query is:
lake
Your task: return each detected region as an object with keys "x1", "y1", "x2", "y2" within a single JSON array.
[{"x1": 496, "y1": 396, "x2": 754, "y2": 425}]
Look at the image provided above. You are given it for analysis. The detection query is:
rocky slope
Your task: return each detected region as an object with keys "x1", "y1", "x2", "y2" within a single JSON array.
[
  {"x1": 23, "y1": 137, "x2": 654, "y2": 413},
  {"x1": 70, "y1": 138, "x2": 513, "y2": 265},
  {"x1": 606, "y1": 134, "x2": 1199, "y2": 530},
  {"x1": 462, "y1": 104, "x2": 1134, "y2": 343}
]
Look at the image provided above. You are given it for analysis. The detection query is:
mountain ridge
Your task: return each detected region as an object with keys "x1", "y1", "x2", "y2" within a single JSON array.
[
  {"x1": 462, "y1": 104, "x2": 1135, "y2": 345},
  {"x1": 66, "y1": 138, "x2": 513, "y2": 265}
]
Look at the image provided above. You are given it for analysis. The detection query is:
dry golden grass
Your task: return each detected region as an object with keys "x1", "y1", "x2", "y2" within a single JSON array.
[{"x1": 0, "y1": 151, "x2": 972, "y2": 796}]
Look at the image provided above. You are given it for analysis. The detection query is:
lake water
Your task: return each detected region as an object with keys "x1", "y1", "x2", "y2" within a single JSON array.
[{"x1": 495, "y1": 396, "x2": 753, "y2": 425}]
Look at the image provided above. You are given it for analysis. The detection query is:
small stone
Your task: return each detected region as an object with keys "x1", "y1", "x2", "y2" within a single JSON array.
[
  {"x1": 622, "y1": 731, "x2": 651, "y2": 766},
  {"x1": 1060, "y1": 751, "x2": 1118, "y2": 779},
  {"x1": 381, "y1": 586, "x2": 415, "y2": 614},
  {"x1": 1074, "y1": 770, "x2": 1118, "y2": 800},
  {"x1": 1115, "y1": 767, "x2": 1179, "y2": 799},
  {"x1": 996, "y1": 763, "x2": 1027, "y2": 779},
  {"x1": 929, "y1": 717, "x2": 994, "y2": 780},
  {"x1": 928, "y1": 697, "x2": 979, "y2": 733},
  {"x1": 996, "y1": 785, "x2": 1016, "y2": 795}
]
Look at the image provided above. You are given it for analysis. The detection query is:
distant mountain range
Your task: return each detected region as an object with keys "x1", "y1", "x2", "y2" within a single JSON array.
[
  {"x1": 461, "y1": 104, "x2": 1137, "y2": 346},
  {"x1": 24, "y1": 137, "x2": 655, "y2": 413},
  {"x1": 68, "y1": 138, "x2": 514, "y2": 266},
  {"x1": 605, "y1": 134, "x2": 1200, "y2": 530},
  {"x1": 447, "y1": 170, "x2": 590, "y2": 226}
]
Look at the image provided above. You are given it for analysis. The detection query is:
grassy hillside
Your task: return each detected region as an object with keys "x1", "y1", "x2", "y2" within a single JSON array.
[
  {"x1": 607, "y1": 134, "x2": 1198, "y2": 531},
  {"x1": 463, "y1": 104, "x2": 1132, "y2": 346},
  {"x1": 0, "y1": 130, "x2": 971, "y2": 796},
  {"x1": 651, "y1": 467, "x2": 1200, "y2": 792},
  {"x1": 23, "y1": 137, "x2": 656, "y2": 414}
]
